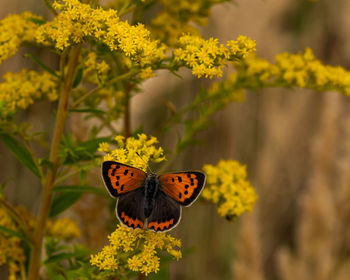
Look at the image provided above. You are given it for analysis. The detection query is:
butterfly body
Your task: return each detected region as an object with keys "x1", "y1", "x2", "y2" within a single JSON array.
[
  {"x1": 143, "y1": 174, "x2": 159, "y2": 217},
  {"x1": 102, "y1": 161, "x2": 206, "y2": 232}
]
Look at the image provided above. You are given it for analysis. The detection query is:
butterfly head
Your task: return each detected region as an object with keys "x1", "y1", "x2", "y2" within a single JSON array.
[{"x1": 135, "y1": 152, "x2": 156, "y2": 176}]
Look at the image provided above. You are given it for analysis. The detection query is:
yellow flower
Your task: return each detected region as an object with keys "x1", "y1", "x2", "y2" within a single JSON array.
[
  {"x1": 0, "y1": 12, "x2": 42, "y2": 64},
  {"x1": 140, "y1": 67, "x2": 154, "y2": 79},
  {"x1": 46, "y1": 218, "x2": 81, "y2": 240},
  {"x1": 174, "y1": 34, "x2": 256, "y2": 78},
  {"x1": 0, "y1": 69, "x2": 58, "y2": 118},
  {"x1": 148, "y1": 0, "x2": 223, "y2": 45},
  {"x1": 98, "y1": 142, "x2": 110, "y2": 153},
  {"x1": 90, "y1": 225, "x2": 182, "y2": 276},
  {"x1": 203, "y1": 72, "x2": 246, "y2": 108},
  {"x1": 83, "y1": 51, "x2": 110, "y2": 84},
  {"x1": 102, "y1": 134, "x2": 165, "y2": 172},
  {"x1": 37, "y1": 0, "x2": 165, "y2": 66},
  {"x1": 227, "y1": 35, "x2": 256, "y2": 59},
  {"x1": 202, "y1": 160, "x2": 257, "y2": 220},
  {"x1": 213, "y1": 47, "x2": 350, "y2": 98},
  {"x1": 0, "y1": 205, "x2": 35, "y2": 280}
]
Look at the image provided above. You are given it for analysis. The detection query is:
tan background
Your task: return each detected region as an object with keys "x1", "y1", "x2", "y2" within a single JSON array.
[{"x1": 1, "y1": 0, "x2": 350, "y2": 279}]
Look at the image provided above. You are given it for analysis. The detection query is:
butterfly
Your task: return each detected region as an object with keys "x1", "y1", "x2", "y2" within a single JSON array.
[{"x1": 101, "y1": 161, "x2": 206, "y2": 232}]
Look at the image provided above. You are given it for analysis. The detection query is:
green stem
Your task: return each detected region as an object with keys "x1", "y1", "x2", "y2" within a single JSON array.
[
  {"x1": 43, "y1": 0, "x2": 58, "y2": 15},
  {"x1": 27, "y1": 45, "x2": 82, "y2": 280},
  {"x1": 20, "y1": 263, "x2": 26, "y2": 280},
  {"x1": 124, "y1": 89, "x2": 131, "y2": 137},
  {"x1": 0, "y1": 197, "x2": 33, "y2": 244},
  {"x1": 71, "y1": 68, "x2": 139, "y2": 108}
]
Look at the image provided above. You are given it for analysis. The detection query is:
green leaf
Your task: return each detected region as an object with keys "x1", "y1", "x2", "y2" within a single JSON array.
[
  {"x1": 27, "y1": 17, "x2": 46, "y2": 25},
  {"x1": 61, "y1": 136, "x2": 110, "y2": 165},
  {"x1": 44, "y1": 251, "x2": 87, "y2": 265},
  {"x1": 131, "y1": 125, "x2": 144, "y2": 138},
  {"x1": 0, "y1": 130, "x2": 41, "y2": 178},
  {"x1": 52, "y1": 185, "x2": 107, "y2": 197},
  {"x1": 49, "y1": 192, "x2": 82, "y2": 217},
  {"x1": 0, "y1": 225, "x2": 31, "y2": 245},
  {"x1": 79, "y1": 137, "x2": 110, "y2": 151},
  {"x1": 38, "y1": 158, "x2": 54, "y2": 170},
  {"x1": 72, "y1": 67, "x2": 83, "y2": 88},
  {"x1": 24, "y1": 54, "x2": 59, "y2": 78},
  {"x1": 80, "y1": 169, "x2": 87, "y2": 184}
]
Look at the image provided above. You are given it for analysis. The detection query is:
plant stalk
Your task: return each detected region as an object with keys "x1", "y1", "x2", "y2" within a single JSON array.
[
  {"x1": 27, "y1": 45, "x2": 81, "y2": 280},
  {"x1": 124, "y1": 89, "x2": 131, "y2": 137}
]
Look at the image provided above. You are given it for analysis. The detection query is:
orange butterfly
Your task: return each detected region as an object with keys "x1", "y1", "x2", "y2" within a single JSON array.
[{"x1": 102, "y1": 161, "x2": 206, "y2": 232}]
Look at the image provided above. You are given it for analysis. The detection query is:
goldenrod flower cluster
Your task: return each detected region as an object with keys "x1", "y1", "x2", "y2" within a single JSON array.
[
  {"x1": 0, "y1": 70, "x2": 58, "y2": 118},
  {"x1": 0, "y1": 203, "x2": 81, "y2": 280},
  {"x1": 98, "y1": 134, "x2": 166, "y2": 172},
  {"x1": 0, "y1": 205, "x2": 34, "y2": 280},
  {"x1": 90, "y1": 225, "x2": 181, "y2": 276},
  {"x1": 37, "y1": 0, "x2": 165, "y2": 66},
  {"x1": 84, "y1": 52, "x2": 110, "y2": 84},
  {"x1": 241, "y1": 48, "x2": 350, "y2": 96},
  {"x1": 202, "y1": 160, "x2": 257, "y2": 220},
  {"x1": 208, "y1": 72, "x2": 246, "y2": 105},
  {"x1": 227, "y1": 35, "x2": 257, "y2": 59},
  {"x1": 174, "y1": 34, "x2": 256, "y2": 78},
  {"x1": 0, "y1": 12, "x2": 41, "y2": 64},
  {"x1": 46, "y1": 218, "x2": 81, "y2": 240},
  {"x1": 150, "y1": 0, "x2": 224, "y2": 45}
]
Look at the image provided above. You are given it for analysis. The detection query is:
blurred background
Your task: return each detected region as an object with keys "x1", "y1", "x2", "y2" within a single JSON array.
[{"x1": 1, "y1": 0, "x2": 350, "y2": 279}]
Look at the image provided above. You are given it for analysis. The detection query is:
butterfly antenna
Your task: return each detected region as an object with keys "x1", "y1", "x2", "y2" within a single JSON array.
[{"x1": 136, "y1": 152, "x2": 155, "y2": 174}]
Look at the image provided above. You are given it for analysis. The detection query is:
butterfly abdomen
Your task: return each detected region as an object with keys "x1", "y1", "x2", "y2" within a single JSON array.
[{"x1": 144, "y1": 175, "x2": 159, "y2": 218}]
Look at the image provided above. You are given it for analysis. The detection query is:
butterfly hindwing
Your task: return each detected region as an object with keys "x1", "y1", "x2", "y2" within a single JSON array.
[
  {"x1": 147, "y1": 190, "x2": 181, "y2": 232},
  {"x1": 102, "y1": 161, "x2": 146, "y2": 197},
  {"x1": 159, "y1": 171, "x2": 206, "y2": 206},
  {"x1": 116, "y1": 187, "x2": 146, "y2": 229}
]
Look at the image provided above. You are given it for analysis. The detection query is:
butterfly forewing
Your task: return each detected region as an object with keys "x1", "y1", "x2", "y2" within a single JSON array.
[
  {"x1": 147, "y1": 191, "x2": 181, "y2": 232},
  {"x1": 158, "y1": 171, "x2": 206, "y2": 206},
  {"x1": 102, "y1": 161, "x2": 146, "y2": 197}
]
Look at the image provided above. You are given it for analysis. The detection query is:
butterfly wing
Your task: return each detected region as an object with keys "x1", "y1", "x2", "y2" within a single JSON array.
[
  {"x1": 102, "y1": 161, "x2": 146, "y2": 197},
  {"x1": 116, "y1": 187, "x2": 145, "y2": 229},
  {"x1": 158, "y1": 171, "x2": 206, "y2": 206},
  {"x1": 147, "y1": 190, "x2": 181, "y2": 232}
]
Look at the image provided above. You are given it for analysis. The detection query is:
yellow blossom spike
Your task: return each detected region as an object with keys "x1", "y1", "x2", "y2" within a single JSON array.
[
  {"x1": 0, "y1": 205, "x2": 36, "y2": 280},
  {"x1": 36, "y1": 0, "x2": 166, "y2": 66},
  {"x1": 90, "y1": 225, "x2": 181, "y2": 276},
  {"x1": 202, "y1": 160, "x2": 257, "y2": 220},
  {"x1": 102, "y1": 134, "x2": 165, "y2": 172},
  {"x1": 0, "y1": 70, "x2": 58, "y2": 118},
  {"x1": 174, "y1": 34, "x2": 256, "y2": 79},
  {"x1": 46, "y1": 218, "x2": 81, "y2": 240},
  {"x1": 0, "y1": 12, "x2": 42, "y2": 64}
]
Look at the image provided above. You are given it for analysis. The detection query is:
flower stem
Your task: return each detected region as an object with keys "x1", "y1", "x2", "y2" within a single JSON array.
[
  {"x1": 124, "y1": 88, "x2": 131, "y2": 137},
  {"x1": 27, "y1": 45, "x2": 82, "y2": 280},
  {"x1": 71, "y1": 68, "x2": 139, "y2": 108}
]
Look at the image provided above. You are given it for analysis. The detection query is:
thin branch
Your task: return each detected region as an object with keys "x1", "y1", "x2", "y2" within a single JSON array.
[
  {"x1": 71, "y1": 68, "x2": 139, "y2": 108},
  {"x1": 43, "y1": 0, "x2": 58, "y2": 16},
  {"x1": 27, "y1": 44, "x2": 82, "y2": 280},
  {"x1": 0, "y1": 197, "x2": 34, "y2": 244}
]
